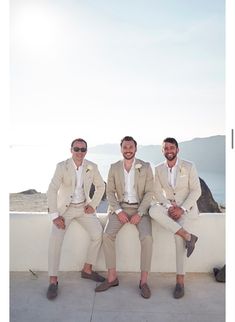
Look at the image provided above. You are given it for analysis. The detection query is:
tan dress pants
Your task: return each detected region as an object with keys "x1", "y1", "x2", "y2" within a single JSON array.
[
  {"x1": 103, "y1": 205, "x2": 153, "y2": 272},
  {"x1": 48, "y1": 203, "x2": 103, "y2": 276},
  {"x1": 149, "y1": 203, "x2": 187, "y2": 275}
]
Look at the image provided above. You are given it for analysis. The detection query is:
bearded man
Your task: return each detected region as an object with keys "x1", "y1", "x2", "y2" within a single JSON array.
[
  {"x1": 95, "y1": 136, "x2": 154, "y2": 299},
  {"x1": 149, "y1": 137, "x2": 201, "y2": 299}
]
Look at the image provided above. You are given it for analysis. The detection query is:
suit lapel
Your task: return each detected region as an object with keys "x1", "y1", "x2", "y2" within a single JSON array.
[
  {"x1": 162, "y1": 164, "x2": 170, "y2": 188},
  {"x1": 82, "y1": 159, "x2": 89, "y2": 194},
  {"x1": 175, "y1": 159, "x2": 182, "y2": 187},
  {"x1": 118, "y1": 160, "x2": 125, "y2": 192},
  {"x1": 82, "y1": 159, "x2": 87, "y2": 179},
  {"x1": 134, "y1": 159, "x2": 140, "y2": 191},
  {"x1": 67, "y1": 158, "x2": 76, "y2": 190}
]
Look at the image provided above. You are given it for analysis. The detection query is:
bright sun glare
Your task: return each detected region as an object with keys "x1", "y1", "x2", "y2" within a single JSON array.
[{"x1": 12, "y1": 4, "x2": 59, "y2": 54}]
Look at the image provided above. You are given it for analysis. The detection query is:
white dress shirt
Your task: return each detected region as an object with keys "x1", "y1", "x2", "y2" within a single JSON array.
[
  {"x1": 123, "y1": 161, "x2": 138, "y2": 203},
  {"x1": 166, "y1": 158, "x2": 179, "y2": 189},
  {"x1": 71, "y1": 160, "x2": 86, "y2": 203},
  {"x1": 115, "y1": 160, "x2": 139, "y2": 215},
  {"x1": 165, "y1": 158, "x2": 186, "y2": 213}
]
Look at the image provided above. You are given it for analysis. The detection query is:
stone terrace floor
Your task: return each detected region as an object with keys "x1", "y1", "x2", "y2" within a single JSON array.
[{"x1": 10, "y1": 272, "x2": 225, "y2": 322}]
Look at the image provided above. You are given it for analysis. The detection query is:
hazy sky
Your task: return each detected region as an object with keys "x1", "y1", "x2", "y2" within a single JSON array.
[{"x1": 10, "y1": 0, "x2": 225, "y2": 146}]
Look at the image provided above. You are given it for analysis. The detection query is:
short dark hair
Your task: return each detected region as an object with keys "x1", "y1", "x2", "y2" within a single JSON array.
[
  {"x1": 162, "y1": 137, "x2": 178, "y2": 148},
  {"x1": 120, "y1": 136, "x2": 137, "y2": 147},
  {"x1": 71, "y1": 138, "x2": 87, "y2": 148}
]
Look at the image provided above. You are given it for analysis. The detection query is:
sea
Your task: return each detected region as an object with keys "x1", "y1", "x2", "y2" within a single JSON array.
[{"x1": 9, "y1": 145, "x2": 225, "y2": 206}]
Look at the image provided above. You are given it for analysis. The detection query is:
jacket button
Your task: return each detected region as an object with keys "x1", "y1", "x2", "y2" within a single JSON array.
[{"x1": 66, "y1": 205, "x2": 68, "y2": 207}]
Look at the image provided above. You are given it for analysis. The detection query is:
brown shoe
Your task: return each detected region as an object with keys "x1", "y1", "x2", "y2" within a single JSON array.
[
  {"x1": 81, "y1": 270, "x2": 105, "y2": 282},
  {"x1": 47, "y1": 282, "x2": 58, "y2": 300},
  {"x1": 186, "y1": 234, "x2": 198, "y2": 257},
  {"x1": 173, "y1": 283, "x2": 184, "y2": 299},
  {"x1": 139, "y1": 282, "x2": 151, "y2": 299},
  {"x1": 95, "y1": 278, "x2": 119, "y2": 292}
]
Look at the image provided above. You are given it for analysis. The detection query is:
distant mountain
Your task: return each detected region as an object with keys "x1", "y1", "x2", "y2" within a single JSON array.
[
  {"x1": 175, "y1": 136, "x2": 225, "y2": 174},
  {"x1": 89, "y1": 135, "x2": 225, "y2": 174}
]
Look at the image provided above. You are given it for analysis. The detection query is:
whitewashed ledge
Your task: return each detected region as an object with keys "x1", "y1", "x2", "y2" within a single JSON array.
[{"x1": 10, "y1": 212, "x2": 225, "y2": 273}]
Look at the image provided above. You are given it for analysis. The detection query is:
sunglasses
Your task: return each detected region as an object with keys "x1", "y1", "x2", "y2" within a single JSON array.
[{"x1": 72, "y1": 147, "x2": 87, "y2": 152}]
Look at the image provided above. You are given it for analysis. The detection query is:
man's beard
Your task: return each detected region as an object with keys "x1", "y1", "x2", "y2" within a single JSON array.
[
  {"x1": 123, "y1": 152, "x2": 135, "y2": 160},
  {"x1": 165, "y1": 153, "x2": 177, "y2": 161}
]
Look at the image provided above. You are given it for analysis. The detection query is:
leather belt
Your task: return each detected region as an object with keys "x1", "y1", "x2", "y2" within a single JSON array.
[
  {"x1": 122, "y1": 202, "x2": 139, "y2": 205},
  {"x1": 168, "y1": 199, "x2": 176, "y2": 203},
  {"x1": 70, "y1": 202, "x2": 84, "y2": 207}
]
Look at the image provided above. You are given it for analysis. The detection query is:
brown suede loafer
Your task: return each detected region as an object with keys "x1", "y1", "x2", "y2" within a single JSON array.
[
  {"x1": 139, "y1": 282, "x2": 151, "y2": 299},
  {"x1": 47, "y1": 282, "x2": 58, "y2": 300},
  {"x1": 95, "y1": 278, "x2": 119, "y2": 292},
  {"x1": 173, "y1": 283, "x2": 184, "y2": 299},
  {"x1": 185, "y1": 234, "x2": 198, "y2": 257},
  {"x1": 81, "y1": 270, "x2": 105, "y2": 282}
]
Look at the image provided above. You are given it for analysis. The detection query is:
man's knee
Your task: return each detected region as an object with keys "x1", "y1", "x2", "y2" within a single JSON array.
[
  {"x1": 140, "y1": 234, "x2": 153, "y2": 246},
  {"x1": 103, "y1": 232, "x2": 116, "y2": 243},
  {"x1": 89, "y1": 233, "x2": 102, "y2": 244},
  {"x1": 149, "y1": 204, "x2": 164, "y2": 218}
]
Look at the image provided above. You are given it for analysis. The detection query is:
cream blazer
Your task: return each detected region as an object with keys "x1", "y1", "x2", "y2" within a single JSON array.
[
  {"x1": 47, "y1": 158, "x2": 105, "y2": 215},
  {"x1": 107, "y1": 158, "x2": 154, "y2": 216},
  {"x1": 154, "y1": 158, "x2": 201, "y2": 217}
]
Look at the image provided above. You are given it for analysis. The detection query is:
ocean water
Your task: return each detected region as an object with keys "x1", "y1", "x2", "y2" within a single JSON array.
[
  {"x1": 9, "y1": 145, "x2": 225, "y2": 205},
  {"x1": 9, "y1": 145, "x2": 120, "y2": 193}
]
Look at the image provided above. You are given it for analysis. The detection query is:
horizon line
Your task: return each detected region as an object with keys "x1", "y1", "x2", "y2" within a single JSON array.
[{"x1": 10, "y1": 134, "x2": 225, "y2": 149}]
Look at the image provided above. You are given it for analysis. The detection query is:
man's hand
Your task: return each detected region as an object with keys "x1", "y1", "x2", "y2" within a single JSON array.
[
  {"x1": 129, "y1": 213, "x2": 141, "y2": 225},
  {"x1": 168, "y1": 206, "x2": 184, "y2": 221},
  {"x1": 53, "y1": 216, "x2": 65, "y2": 229},
  {"x1": 84, "y1": 205, "x2": 95, "y2": 214},
  {"x1": 117, "y1": 211, "x2": 129, "y2": 224}
]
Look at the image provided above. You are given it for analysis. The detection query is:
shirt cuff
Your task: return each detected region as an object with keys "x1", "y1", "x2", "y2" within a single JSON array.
[
  {"x1": 166, "y1": 204, "x2": 173, "y2": 209},
  {"x1": 181, "y1": 207, "x2": 188, "y2": 214},
  {"x1": 49, "y1": 212, "x2": 59, "y2": 221},
  {"x1": 115, "y1": 209, "x2": 123, "y2": 215}
]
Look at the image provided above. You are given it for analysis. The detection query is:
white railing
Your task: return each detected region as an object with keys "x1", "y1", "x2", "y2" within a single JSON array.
[{"x1": 10, "y1": 212, "x2": 225, "y2": 272}]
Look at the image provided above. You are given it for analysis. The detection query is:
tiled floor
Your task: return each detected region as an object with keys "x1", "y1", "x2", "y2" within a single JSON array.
[{"x1": 10, "y1": 271, "x2": 225, "y2": 322}]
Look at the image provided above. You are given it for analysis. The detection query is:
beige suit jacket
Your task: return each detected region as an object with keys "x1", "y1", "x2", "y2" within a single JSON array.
[
  {"x1": 107, "y1": 159, "x2": 154, "y2": 216},
  {"x1": 47, "y1": 158, "x2": 105, "y2": 215},
  {"x1": 154, "y1": 158, "x2": 201, "y2": 217}
]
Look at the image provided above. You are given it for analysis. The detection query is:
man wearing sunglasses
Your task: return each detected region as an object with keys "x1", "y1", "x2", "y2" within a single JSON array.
[{"x1": 46, "y1": 138, "x2": 105, "y2": 300}]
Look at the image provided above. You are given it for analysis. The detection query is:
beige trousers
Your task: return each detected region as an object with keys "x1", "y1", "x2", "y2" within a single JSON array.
[
  {"x1": 103, "y1": 206, "x2": 153, "y2": 272},
  {"x1": 149, "y1": 203, "x2": 187, "y2": 275},
  {"x1": 48, "y1": 203, "x2": 103, "y2": 276}
]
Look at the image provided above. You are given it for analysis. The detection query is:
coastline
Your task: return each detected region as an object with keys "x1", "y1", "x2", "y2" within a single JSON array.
[
  {"x1": 9, "y1": 192, "x2": 225, "y2": 213},
  {"x1": 10, "y1": 193, "x2": 48, "y2": 212}
]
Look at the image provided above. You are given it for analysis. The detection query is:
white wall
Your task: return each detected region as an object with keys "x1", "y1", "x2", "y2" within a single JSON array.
[{"x1": 10, "y1": 212, "x2": 225, "y2": 273}]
